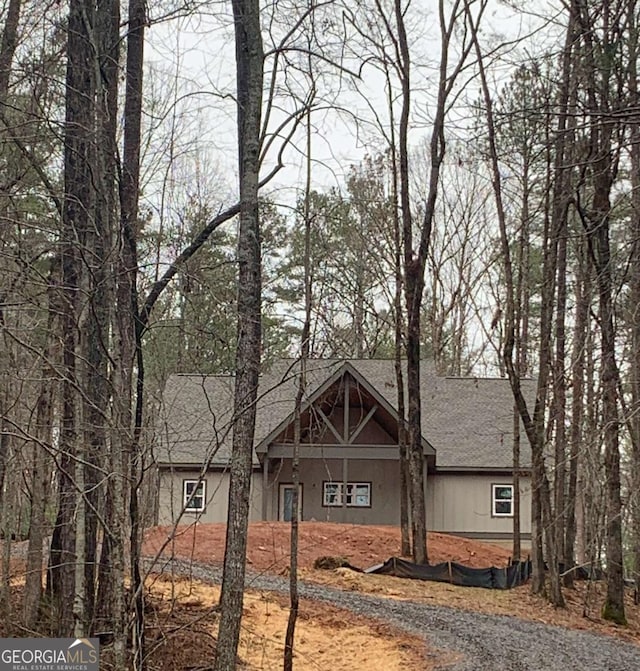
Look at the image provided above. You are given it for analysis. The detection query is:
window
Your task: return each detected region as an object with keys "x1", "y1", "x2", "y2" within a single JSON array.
[
  {"x1": 346, "y1": 483, "x2": 371, "y2": 507},
  {"x1": 323, "y1": 482, "x2": 371, "y2": 508},
  {"x1": 323, "y1": 482, "x2": 341, "y2": 507},
  {"x1": 492, "y1": 484, "x2": 513, "y2": 517},
  {"x1": 183, "y1": 479, "x2": 206, "y2": 512}
]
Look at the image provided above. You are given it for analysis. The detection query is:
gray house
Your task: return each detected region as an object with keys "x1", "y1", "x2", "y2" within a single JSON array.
[{"x1": 155, "y1": 359, "x2": 532, "y2": 543}]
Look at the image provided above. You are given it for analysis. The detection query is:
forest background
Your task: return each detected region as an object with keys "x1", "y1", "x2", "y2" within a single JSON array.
[{"x1": 0, "y1": 0, "x2": 639, "y2": 668}]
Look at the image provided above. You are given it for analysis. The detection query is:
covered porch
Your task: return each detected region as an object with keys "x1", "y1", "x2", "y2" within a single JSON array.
[{"x1": 256, "y1": 364, "x2": 435, "y2": 524}]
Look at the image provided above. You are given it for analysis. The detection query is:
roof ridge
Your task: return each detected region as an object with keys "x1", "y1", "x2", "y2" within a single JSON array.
[{"x1": 172, "y1": 372, "x2": 234, "y2": 378}]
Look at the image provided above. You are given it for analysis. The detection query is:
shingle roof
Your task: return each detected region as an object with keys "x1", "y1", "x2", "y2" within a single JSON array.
[{"x1": 156, "y1": 359, "x2": 533, "y2": 470}]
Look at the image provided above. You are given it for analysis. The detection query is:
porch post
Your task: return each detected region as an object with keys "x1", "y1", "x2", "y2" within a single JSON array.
[
  {"x1": 262, "y1": 456, "x2": 269, "y2": 520},
  {"x1": 423, "y1": 456, "x2": 428, "y2": 527},
  {"x1": 342, "y1": 458, "x2": 349, "y2": 520}
]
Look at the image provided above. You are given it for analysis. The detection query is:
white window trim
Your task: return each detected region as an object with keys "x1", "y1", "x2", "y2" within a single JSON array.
[
  {"x1": 323, "y1": 482, "x2": 341, "y2": 507},
  {"x1": 323, "y1": 482, "x2": 371, "y2": 508},
  {"x1": 183, "y1": 479, "x2": 206, "y2": 513},
  {"x1": 492, "y1": 483, "x2": 514, "y2": 517}
]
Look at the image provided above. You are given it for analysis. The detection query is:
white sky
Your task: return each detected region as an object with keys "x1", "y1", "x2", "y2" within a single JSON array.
[
  {"x1": 141, "y1": 0, "x2": 562, "y2": 215},
  {"x1": 138, "y1": 0, "x2": 568, "y2": 372}
]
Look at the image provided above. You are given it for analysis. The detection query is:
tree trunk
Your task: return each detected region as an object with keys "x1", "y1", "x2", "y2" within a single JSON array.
[
  {"x1": 582, "y1": 313, "x2": 600, "y2": 568},
  {"x1": 552, "y1": 213, "x2": 568, "y2": 583},
  {"x1": 399, "y1": 0, "x2": 479, "y2": 564},
  {"x1": 405, "y1": 303, "x2": 427, "y2": 564},
  {"x1": 0, "y1": 0, "x2": 21, "y2": 101},
  {"x1": 628, "y1": 7, "x2": 640, "y2": 604},
  {"x1": 117, "y1": 0, "x2": 145, "y2": 665},
  {"x1": 214, "y1": 1, "x2": 263, "y2": 668},
  {"x1": 24, "y1": 351, "x2": 55, "y2": 627},
  {"x1": 564, "y1": 233, "x2": 588, "y2": 587},
  {"x1": 466, "y1": 0, "x2": 580, "y2": 604},
  {"x1": 511, "y1": 160, "x2": 531, "y2": 563},
  {"x1": 589, "y1": 180, "x2": 625, "y2": 624},
  {"x1": 394, "y1": 0, "x2": 423, "y2": 564},
  {"x1": 284, "y1": 76, "x2": 314, "y2": 671},
  {"x1": 575, "y1": 0, "x2": 626, "y2": 623},
  {"x1": 0, "y1": 410, "x2": 15, "y2": 630},
  {"x1": 384, "y1": 68, "x2": 411, "y2": 556},
  {"x1": 49, "y1": 0, "x2": 96, "y2": 635},
  {"x1": 594, "y1": 223, "x2": 625, "y2": 624},
  {"x1": 80, "y1": 0, "x2": 120, "y2": 634},
  {"x1": 0, "y1": 0, "x2": 24, "y2": 635},
  {"x1": 512, "y1": 409, "x2": 521, "y2": 561},
  {"x1": 284, "y1": 383, "x2": 302, "y2": 671}
]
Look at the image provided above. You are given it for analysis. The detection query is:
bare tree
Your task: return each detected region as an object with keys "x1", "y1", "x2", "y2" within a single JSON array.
[
  {"x1": 47, "y1": 0, "x2": 97, "y2": 635},
  {"x1": 121, "y1": 0, "x2": 146, "y2": 664},
  {"x1": 283, "y1": 101, "x2": 314, "y2": 671},
  {"x1": 565, "y1": 231, "x2": 591, "y2": 586},
  {"x1": 23, "y1": 283, "x2": 57, "y2": 627},
  {"x1": 572, "y1": 0, "x2": 627, "y2": 624},
  {"x1": 214, "y1": 0, "x2": 264, "y2": 667},
  {"x1": 397, "y1": 0, "x2": 477, "y2": 564},
  {"x1": 630, "y1": 0, "x2": 640, "y2": 604},
  {"x1": 465, "y1": 0, "x2": 576, "y2": 603}
]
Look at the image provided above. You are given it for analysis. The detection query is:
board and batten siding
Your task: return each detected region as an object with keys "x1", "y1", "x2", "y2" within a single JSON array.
[
  {"x1": 156, "y1": 467, "x2": 531, "y2": 539},
  {"x1": 426, "y1": 473, "x2": 531, "y2": 536},
  {"x1": 157, "y1": 469, "x2": 263, "y2": 525},
  {"x1": 267, "y1": 458, "x2": 403, "y2": 525}
]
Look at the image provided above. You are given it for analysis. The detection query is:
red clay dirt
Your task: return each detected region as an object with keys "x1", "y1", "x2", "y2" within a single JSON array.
[{"x1": 143, "y1": 521, "x2": 513, "y2": 573}]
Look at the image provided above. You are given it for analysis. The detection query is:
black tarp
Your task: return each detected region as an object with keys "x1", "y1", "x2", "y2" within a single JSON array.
[{"x1": 365, "y1": 556, "x2": 532, "y2": 589}]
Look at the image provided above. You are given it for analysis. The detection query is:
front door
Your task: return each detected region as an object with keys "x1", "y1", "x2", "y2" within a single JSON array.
[{"x1": 279, "y1": 484, "x2": 302, "y2": 521}]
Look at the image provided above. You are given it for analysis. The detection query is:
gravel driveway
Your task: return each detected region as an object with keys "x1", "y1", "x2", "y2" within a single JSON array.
[{"x1": 151, "y1": 558, "x2": 640, "y2": 671}]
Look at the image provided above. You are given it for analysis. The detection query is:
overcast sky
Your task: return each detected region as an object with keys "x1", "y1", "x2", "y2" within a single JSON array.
[{"x1": 140, "y1": 0, "x2": 562, "y2": 224}]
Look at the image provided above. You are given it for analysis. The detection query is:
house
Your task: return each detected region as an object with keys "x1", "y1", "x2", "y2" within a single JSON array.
[{"x1": 154, "y1": 359, "x2": 532, "y2": 543}]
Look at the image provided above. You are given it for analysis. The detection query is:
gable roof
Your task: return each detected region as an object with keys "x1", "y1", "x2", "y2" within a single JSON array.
[
  {"x1": 156, "y1": 359, "x2": 533, "y2": 470},
  {"x1": 253, "y1": 361, "x2": 435, "y2": 456}
]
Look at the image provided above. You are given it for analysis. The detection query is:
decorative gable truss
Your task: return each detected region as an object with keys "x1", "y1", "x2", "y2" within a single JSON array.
[
  {"x1": 256, "y1": 364, "x2": 435, "y2": 461},
  {"x1": 255, "y1": 363, "x2": 435, "y2": 521}
]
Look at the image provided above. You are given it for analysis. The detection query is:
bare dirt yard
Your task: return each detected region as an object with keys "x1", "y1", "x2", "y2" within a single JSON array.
[
  {"x1": 143, "y1": 573, "x2": 430, "y2": 671},
  {"x1": 144, "y1": 520, "x2": 513, "y2": 573},
  {"x1": 6, "y1": 524, "x2": 639, "y2": 670},
  {"x1": 142, "y1": 522, "x2": 640, "y2": 669}
]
